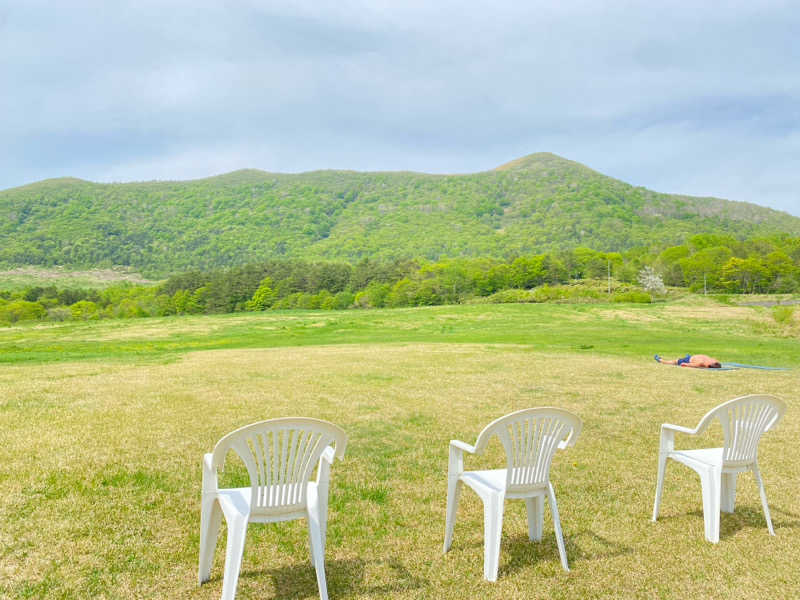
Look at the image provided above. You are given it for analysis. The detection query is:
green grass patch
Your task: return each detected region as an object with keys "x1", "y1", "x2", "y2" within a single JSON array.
[
  {"x1": 0, "y1": 301, "x2": 796, "y2": 368},
  {"x1": 0, "y1": 302, "x2": 798, "y2": 598}
]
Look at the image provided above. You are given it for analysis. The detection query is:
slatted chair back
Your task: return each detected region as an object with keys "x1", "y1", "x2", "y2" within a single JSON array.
[
  {"x1": 474, "y1": 408, "x2": 582, "y2": 493},
  {"x1": 211, "y1": 417, "x2": 347, "y2": 517},
  {"x1": 704, "y1": 395, "x2": 786, "y2": 466}
]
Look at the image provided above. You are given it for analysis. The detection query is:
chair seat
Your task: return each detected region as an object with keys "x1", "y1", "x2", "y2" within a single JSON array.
[
  {"x1": 670, "y1": 448, "x2": 723, "y2": 469},
  {"x1": 461, "y1": 469, "x2": 547, "y2": 498},
  {"x1": 460, "y1": 469, "x2": 507, "y2": 494},
  {"x1": 216, "y1": 487, "x2": 251, "y2": 521},
  {"x1": 216, "y1": 482, "x2": 319, "y2": 523},
  {"x1": 669, "y1": 447, "x2": 757, "y2": 474}
]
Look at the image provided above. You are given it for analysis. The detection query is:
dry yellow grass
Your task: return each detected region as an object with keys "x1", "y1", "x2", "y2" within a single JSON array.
[
  {"x1": 596, "y1": 304, "x2": 769, "y2": 325},
  {"x1": 0, "y1": 266, "x2": 155, "y2": 287},
  {"x1": 52, "y1": 314, "x2": 309, "y2": 342},
  {"x1": 1, "y1": 343, "x2": 797, "y2": 598}
]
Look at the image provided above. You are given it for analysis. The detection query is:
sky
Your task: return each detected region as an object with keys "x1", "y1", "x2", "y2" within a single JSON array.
[{"x1": 1, "y1": 0, "x2": 799, "y2": 216}]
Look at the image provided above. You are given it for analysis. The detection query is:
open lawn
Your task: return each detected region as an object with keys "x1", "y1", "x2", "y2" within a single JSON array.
[{"x1": 1, "y1": 300, "x2": 798, "y2": 598}]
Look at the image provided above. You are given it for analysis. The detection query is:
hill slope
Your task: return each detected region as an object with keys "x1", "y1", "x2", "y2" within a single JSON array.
[{"x1": 2, "y1": 153, "x2": 798, "y2": 276}]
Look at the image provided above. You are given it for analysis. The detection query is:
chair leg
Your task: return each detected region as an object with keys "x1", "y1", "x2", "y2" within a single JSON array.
[
  {"x1": 198, "y1": 497, "x2": 223, "y2": 584},
  {"x1": 443, "y1": 477, "x2": 462, "y2": 553},
  {"x1": 317, "y1": 482, "x2": 330, "y2": 556},
  {"x1": 483, "y1": 492, "x2": 505, "y2": 582},
  {"x1": 720, "y1": 472, "x2": 738, "y2": 514},
  {"x1": 526, "y1": 495, "x2": 544, "y2": 542},
  {"x1": 309, "y1": 508, "x2": 330, "y2": 600},
  {"x1": 652, "y1": 452, "x2": 668, "y2": 521},
  {"x1": 698, "y1": 466, "x2": 721, "y2": 543},
  {"x1": 308, "y1": 525, "x2": 315, "y2": 568},
  {"x1": 220, "y1": 516, "x2": 249, "y2": 600},
  {"x1": 752, "y1": 464, "x2": 775, "y2": 536},
  {"x1": 547, "y1": 483, "x2": 569, "y2": 572},
  {"x1": 307, "y1": 485, "x2": 328, "y2": 567}
]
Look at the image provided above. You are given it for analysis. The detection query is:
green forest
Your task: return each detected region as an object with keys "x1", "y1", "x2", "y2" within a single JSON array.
[
  {"x1": 3, "y1": 152, "x2": 800, "y2": 325},
  {"x1": 2, "y1": 153, "x2": 799, "y2": 277},
  {"x1": 3, "y1": 233, "x2": 799, "y2": 325}
]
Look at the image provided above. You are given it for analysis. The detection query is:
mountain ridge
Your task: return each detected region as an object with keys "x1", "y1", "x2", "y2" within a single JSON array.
[
  {"x1": 6, "y1": 154, "x2": 796, "y2": 222},
  {"x1": 2, "y1": 153, "x2": 798, "y2": 276}
]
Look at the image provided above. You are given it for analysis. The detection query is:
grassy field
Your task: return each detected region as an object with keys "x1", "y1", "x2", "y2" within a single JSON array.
[
  {"x1": 0, "y1": 267, "x2": 156, "y2": 290},
  {"x1": 1, "y1": 299, "x2": 798, "y2": 599}
]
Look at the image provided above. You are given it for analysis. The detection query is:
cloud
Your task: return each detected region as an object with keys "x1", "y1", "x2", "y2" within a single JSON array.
[{"x1": 1, "y1": 0, "x2": 798, "y2": 216}]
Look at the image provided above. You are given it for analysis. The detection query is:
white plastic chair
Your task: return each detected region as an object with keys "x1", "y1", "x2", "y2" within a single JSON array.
[
  {"x1": 443, "y1": 408, "x2": 582, "y2": 581},
  {"x1": 198, "y1": 417, "x2": 347, "y2": 600},
  {"x1": 652, "y1": 394, "x2": 785, "y2": 543}
]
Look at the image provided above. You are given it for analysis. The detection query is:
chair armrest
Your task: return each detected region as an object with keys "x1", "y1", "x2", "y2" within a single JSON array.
[
  {"x1": 662, "y1": 423, "x2": 696, "y2": 435},
  {"x1": 450, "y1": 440, "x2": 476, "y2": 454},
  {"x1": 202, "y1": 453, "x2": 217, "y2": 494},
  {"x1": 557, "y1": 428, "x2": 579, "y2": 450},
  {"x1": 658, "y1": 423, "x2": 697, "y2": 454},
  {"x1": 448, "y1": 440, "x2": 475, "y2": 479},
  {"x1": 320, "y1": 445, "x2": 336, "y2": 464},
  {"x1": 317, "y1": 445, "x2": 337, "y2": 484}
]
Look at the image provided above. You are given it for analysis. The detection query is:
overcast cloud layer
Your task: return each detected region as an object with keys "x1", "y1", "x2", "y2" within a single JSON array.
[{"x1": 1, "y1": 0, "x2": 798, "y2": 216}]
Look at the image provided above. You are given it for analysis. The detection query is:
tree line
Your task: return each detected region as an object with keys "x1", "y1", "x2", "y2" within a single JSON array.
[{"x1": 2, "y1": 234, "x2": 799, "y2": 325}]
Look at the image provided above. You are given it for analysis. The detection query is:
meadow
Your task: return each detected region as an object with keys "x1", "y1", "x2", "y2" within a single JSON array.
[
  {"x1": 1, "y1": 299, "x2": 798, "y2": 599},
  {"x1": 0, "y1": 267, "x2": 155, "y2": 291}
]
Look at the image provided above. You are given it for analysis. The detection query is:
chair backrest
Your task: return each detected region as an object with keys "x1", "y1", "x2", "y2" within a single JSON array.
[
  {"x1": 474, "y1": 408, "x2": 582, "y2": 493},
  {"x1": 702, "y1": 395, "x2": 785, "y2": 466},
  {"x1": 212, "y1": 417, "x2": 347, "y2": 516}
]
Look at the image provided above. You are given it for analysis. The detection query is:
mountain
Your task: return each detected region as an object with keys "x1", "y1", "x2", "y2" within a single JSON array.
[{"x1": 2, "y1": 153, "x2": 799, "y2": 276}]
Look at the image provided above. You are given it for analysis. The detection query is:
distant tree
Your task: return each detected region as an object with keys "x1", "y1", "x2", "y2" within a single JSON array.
[
  {"x1": 0, "y1": 300, "x2": 46, "y2": 323},
  {"x1": 47, "y1": 306, "x2": 72, "y2": 321},
  {"x1": 316, "y1": 290, "x2": 335, "y2": 310},
  {"x1": 510, "y1": 255, "x2": 547, "y2": 289},
  {"x1": 332, "y1": 291, "x2": 355, "y2": 310},
  {"x1": 572, "y1": 247, "x2": 608, "y2": 278},
  {"x1": 23, "y1": 286, "x2": 57, "y2": 302},
  {"x1": 638, "y1": 266, "x2": 666, "y2": 295},
  {"x1": 721, "y1": 257, "x2": 768, "y2": 293},
  {"x1": 481, "y1": 264, "x2": 511, "y2": 295},
  {"x1": 108, "y1": 298, "x2": 148, "y2": 319},
  {"x1": 245, "y1": 277, "x2": 277, "y2": 311},
  {"x1": 679, "y1": 246, "x2": 733, "y2": 293},
  {"x1": 70, "y1": 300, "x2": 100, "y2": 320},
  {"x1": 763, "y1": 251, "x2": 796, "y2": 292},
  {"x1": 688, "y1": 233, "x2": 738, "y2": 252},
  {"x1": 656, "y1": 245, "x2": 690, "y2": 286},
  {"x1": 355, "y1": 281, "x2": 391, "y2": 308},
  {"x1": 172, "y1": 289, "x2": 202, "y2": 314}
]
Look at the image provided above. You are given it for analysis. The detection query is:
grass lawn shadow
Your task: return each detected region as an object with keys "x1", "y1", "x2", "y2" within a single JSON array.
[
  {"x1": 233, "y1": 557, "x2": 428, "y2": 598},
  {"x1": 680, "y1": 505, "x2": 800, "y2": 540},
  {"x1": 499, "y1": 529, "x2": 633, "y2": 577}
]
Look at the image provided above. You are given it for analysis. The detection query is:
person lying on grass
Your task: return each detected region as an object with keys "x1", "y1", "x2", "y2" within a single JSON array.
[{"x1": 654, "y1": 354, "x2": 722, "y2": 368}]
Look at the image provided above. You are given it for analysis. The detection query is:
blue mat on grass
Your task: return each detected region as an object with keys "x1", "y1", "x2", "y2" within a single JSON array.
[{"x1": 720, "y1": 363, "x2": 789, "y2": 371}]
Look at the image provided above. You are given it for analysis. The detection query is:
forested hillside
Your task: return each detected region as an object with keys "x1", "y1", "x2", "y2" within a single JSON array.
[{"x1": 2, "y1": 153, "x2": 799, "y2": 276}]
